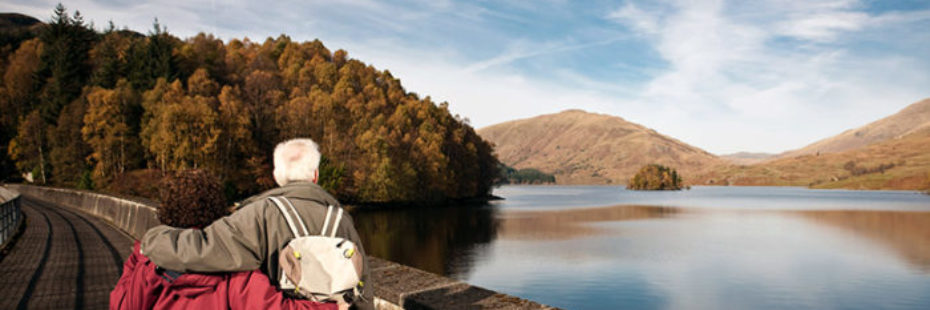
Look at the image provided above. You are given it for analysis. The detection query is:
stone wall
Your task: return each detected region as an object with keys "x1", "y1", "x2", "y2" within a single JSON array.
[{"x1": 7, "y1": 184, "x2": 558, "y2": 310}]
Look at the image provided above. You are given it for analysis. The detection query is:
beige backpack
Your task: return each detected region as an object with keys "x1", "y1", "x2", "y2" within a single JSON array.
[{"x1": 268, "y1": 196, "x2": 364, "y2": 303}]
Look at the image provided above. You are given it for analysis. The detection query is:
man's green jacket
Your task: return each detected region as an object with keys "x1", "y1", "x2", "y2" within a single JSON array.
[{"x1": 142, "y1": 181, "x2": 373, "y2": 309}]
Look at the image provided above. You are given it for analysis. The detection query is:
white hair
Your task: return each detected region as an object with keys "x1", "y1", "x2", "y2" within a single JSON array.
[{"x1": 273, "y1": 138, "x2": 322, "y2": 186}]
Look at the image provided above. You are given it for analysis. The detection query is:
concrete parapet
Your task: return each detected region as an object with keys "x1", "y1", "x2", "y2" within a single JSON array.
[
  {"x1": 8, "y1": 184, "x2": 559, "y2": 310},
  {"x1": 6, "y1": 184, "x2": 160, "y2": 239},
  {"x1": 368, "y1": 256, "x2": 558, "y2": 310}
]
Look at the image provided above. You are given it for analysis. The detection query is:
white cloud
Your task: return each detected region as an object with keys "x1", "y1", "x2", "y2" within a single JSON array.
[
  {"x1": 607, "y1": 2, "x2": 660, "y2": 34},
  {"x1": 776, "y1": 11, "x2": 869, "y2": 41},
  {"x1": 597, "y1": 0, "x2": 930, "y2": 153}
]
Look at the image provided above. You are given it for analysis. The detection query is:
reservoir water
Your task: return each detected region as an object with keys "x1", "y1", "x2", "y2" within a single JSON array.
[{"x1": 352, "y1": 186, "x2": 930, "y2": 310}]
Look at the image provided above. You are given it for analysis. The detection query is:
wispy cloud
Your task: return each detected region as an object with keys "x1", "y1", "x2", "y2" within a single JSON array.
[{"x1": 602, "y1": 0, "x2": 930, "y2": 153}]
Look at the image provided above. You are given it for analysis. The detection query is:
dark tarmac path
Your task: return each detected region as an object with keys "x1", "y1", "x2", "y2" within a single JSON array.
[{"x1": 0, "y1": 195, "x2": 134, "y2": 309}]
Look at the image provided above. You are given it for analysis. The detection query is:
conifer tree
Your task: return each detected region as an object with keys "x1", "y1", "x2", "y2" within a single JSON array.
[{"x1": 36, "y1": 3, "x2": 96, "y2": 121}]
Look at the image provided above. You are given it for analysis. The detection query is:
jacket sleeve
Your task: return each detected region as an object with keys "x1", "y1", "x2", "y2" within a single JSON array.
[
  {"x1": 228, "y1": 271, "x2": 337, "y2": 310},
  {"x1": 141, "y1": 201, "x2": 267, "y2": 273}
]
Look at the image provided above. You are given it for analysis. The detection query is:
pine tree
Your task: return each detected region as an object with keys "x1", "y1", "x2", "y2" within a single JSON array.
[
  {"x1": 127, "y1": 19, "x2": 178, "y2": 90},
  {"x1": 36, "y1": 3, "x2": 97, "y2": 121}
]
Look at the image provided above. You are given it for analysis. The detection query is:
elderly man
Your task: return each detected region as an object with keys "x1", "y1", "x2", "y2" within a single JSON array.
[{"x1": 141, "y1": 138, "x2": 373, "y2": 309}]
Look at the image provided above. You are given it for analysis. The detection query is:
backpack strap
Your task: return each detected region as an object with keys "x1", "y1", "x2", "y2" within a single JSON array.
[
  {"x1": 281, "y1": 197, "x2": 310, "y2": 237},
  {"x1": 320, "y1": 205, "x2": 334, "y2": 236},
  {"x1": 330, "y1": 207, "x2": 343, "y2": 238},
  {"x1": 319, "y1": 205, "x2": 343, "y2": 237},
  {"x1": 269, "y1": 196, "x2": 309, "y2": 237}
]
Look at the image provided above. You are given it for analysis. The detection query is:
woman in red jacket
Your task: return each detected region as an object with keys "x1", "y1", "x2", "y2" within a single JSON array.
[{"x1": 110, "y1": 170, "x2": 336, "y2": 310}]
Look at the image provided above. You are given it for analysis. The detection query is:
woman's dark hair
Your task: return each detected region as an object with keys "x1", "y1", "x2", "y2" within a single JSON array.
[{"x1": 158, "y1": 169, "x2": 229, "y2": 228}]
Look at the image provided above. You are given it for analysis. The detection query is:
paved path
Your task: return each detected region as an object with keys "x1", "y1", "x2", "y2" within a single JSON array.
[{"x1": 0, "y1": 195, "x2": 134, "y2": 309}]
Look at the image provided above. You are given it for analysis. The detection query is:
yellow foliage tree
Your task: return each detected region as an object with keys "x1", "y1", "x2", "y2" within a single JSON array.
[{"x1": 82, "y1": 80, "x2": 139, "y2": 182}]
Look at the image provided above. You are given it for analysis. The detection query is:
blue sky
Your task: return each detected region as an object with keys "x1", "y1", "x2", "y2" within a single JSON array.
[{"x1": 3, "y1": 0, "x2": 929, "y2": 154}]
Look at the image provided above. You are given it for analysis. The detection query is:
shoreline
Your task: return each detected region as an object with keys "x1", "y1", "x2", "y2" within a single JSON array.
[{"x1": 496, "y1": 183, "x2": 929, "y2": 194}]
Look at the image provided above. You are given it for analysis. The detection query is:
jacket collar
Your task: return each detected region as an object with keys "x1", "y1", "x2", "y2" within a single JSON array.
[{"x1": 239, "y1": 181, "x2": 339, "y2": 209}]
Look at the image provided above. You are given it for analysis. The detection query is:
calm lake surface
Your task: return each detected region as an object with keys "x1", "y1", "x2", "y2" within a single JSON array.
[{"x1": 352, "y1": 186, "x2": 930, "y2": 310}]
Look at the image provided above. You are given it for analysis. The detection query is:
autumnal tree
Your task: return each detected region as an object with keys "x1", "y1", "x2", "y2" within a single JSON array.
[
  {"x1": 1, "y1": 38, "x2": 42, "y2": 121},
  {"x1": 177, "y1": 33, "x2": 227, "y2": 84},
  {"x1": 216, "y1": 85, "x2": 267, "y2": 193},
  {"x1": 8, "y1": 111, "x2": 49, "y2": 183},
  {"x1": 49, "y1": 96, "x2": 92, "y2": 187},
  {"x1": 141, "y1": 79, "x2": 220, "y2": 171},
  {"x1": 187, "y1": 68, "x2": 219, "y2": 98},
  {"x1": 242, "y1": 69, "x2": 284, "y2": 168},
  {"x1": 0, "y1": 39, "x2": 43, "y2": 179},
  {"x1": 628, "y1": 164, "x2": 683, "y2": 191},
  {"x1": 82, "y1": 80, "x2": 143, "y2": 184}
]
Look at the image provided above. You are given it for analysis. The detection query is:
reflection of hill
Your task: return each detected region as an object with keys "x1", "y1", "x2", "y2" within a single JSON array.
[
  {"x1": 798, "y1": 210, "x2": 930, "y2": 272},
  {"x1": 501, "y1": 205, "x2": 679, "y2": 240},
  {"x1": 350, "y1": 206, "x2": 499, "y2": 278}
]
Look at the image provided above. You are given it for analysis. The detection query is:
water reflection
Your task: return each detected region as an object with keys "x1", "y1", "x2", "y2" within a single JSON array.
[
  {"x1": 500, "y1": 205, "x2": 679, "y2": 240},
  {"x1": 468, "y1": 208, "x2": 930, "y2": 310},
  {"x1": 350, "y1": 205, "x2": 499, "y2": 278},
  {"x1": 350, "y1": 186, "x2": 930, "y2": 309},
  {"x1": 797, "y1": 210, "x2": 930, "y2": 273}
]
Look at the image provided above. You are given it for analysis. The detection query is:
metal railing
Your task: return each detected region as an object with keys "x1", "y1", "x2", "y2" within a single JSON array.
[{"x1": 0, "y1": 187, "x2": 23, "y2": 251}]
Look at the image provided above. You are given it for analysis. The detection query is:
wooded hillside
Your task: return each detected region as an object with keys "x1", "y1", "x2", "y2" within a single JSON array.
[{"x1": 0, "y1": 5, "x2": 499, "y2": 205}]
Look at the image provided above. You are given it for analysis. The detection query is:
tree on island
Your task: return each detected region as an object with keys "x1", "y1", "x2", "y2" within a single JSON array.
[{"x1": 627, "y1": 164, "x2": 683, "y2": 191}]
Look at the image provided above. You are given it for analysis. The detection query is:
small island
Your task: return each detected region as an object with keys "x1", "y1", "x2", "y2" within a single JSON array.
[{"x1": 627, "y1": 164, "x2": 683, "y2": 190}]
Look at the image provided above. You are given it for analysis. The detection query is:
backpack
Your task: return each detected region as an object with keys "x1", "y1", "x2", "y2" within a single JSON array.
[{"x1": 268, "y1": 196, "x2": 364, "y2": 303}]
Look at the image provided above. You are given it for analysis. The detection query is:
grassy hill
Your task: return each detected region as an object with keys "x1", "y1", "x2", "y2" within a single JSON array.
[
  {"x1": 697, "y1": 126, "x2": 930, "y2": 190},
  {"x1": 478, "y1": 110, "x2": 722, "y2": 185},
  {"x1": 720, "y1": 152, "x2": 776, "y2": 165}
]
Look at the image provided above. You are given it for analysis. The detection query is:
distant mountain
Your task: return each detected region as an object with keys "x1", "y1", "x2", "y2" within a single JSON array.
[
  {"x1": 477, "y1": 110, "x2": 722, "y2": 185},
  {"x1": 697, "y1": 98, "x2": 930, "y2": 190},
  {"x1": 0, "y1": 13, "x2": 41, "y2": 30},
  {"x1": 780, "y1": 98, "x2": 930, "y2": 158},
  {"x1": 697, "y1": 127, "x2": 930, "y2": 190},
  {"x1": 720, "y1": 152, "x2": 776, "y2": 165},
  {"x1": 0, "y1": 13, "x2": 42, "y2": 50}
]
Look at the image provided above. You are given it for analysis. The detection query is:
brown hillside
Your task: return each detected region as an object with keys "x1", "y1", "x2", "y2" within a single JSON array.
[
  {"x1": 720, "y1": 152, "x2": 776, "y2": 165},
  {"x1": 781, "y1": 98, "x2": 930, "y2": 157},
  {"x1": 478, "y1": 110, "x2": 722, "y2": 185},
  {"x1": 696, "y1": 127, "x2": 930, "y2": 190}
]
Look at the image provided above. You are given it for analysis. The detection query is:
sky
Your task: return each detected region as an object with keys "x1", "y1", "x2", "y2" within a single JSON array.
[{"x1": 3, "y1": 0, "x2": 929, "y2": 154}]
